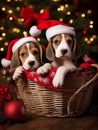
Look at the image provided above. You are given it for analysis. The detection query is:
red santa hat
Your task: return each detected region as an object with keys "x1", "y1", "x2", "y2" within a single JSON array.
[
  {"x1": 29, "y1": 20, "x2": 76, "y2": 41},
  {"x1": 1, "y1": 36, "x2": 38, "y2": 67}
]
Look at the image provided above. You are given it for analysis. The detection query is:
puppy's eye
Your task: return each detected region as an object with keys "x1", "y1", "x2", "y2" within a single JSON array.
[
  {"x1": 33, "y1": 50, "x2": 38, "y2": 55},
  {"x1": 20, "y1": 53, "x2": 26, "y2": 58},
  {"x1": 53, "y1": 40, "x2": 60, "y2": 45},
  {"x1": 67, "y1": 39, "x2": 73, "y2": 45}
]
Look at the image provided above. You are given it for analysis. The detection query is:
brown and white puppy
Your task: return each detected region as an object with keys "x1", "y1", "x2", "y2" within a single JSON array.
[
  {"x1": 37, "y1": 33, "x2": 80, "y2": 87},
  {"x1": 10, "y1": 42, "x2": 42, "y2": 80}
]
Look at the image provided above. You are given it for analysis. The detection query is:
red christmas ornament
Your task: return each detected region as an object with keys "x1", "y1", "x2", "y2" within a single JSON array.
[
  {"x1": 82, "y1": 29, "x2": 88, "y2": 35},
  {"x1": 12, "y1": 15, "x2": 17, "y2": 21},
  {"x1": 3, "y1": 100, "x2": 26, "y2": 121},
  {"x1": 6, "y1": 15, "x2": 17, "y2": 21},
  {"x1": 73, "y1": 1, "x2": 79, "y2": 6}
]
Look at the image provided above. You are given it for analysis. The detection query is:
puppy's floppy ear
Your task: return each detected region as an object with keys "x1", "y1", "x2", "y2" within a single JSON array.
[
  {"x1": 46, "y1": 39, "x2": 55, "y2": 61},
  {"x1": 72, "y1": 38, "x2": 81, "y2": 60},
  {"x1": 10, "y1": 49, "x2": 21, "y2": 71},
  {"x1": 39, "y1": 45, "x2": 43, "y2": 63}
]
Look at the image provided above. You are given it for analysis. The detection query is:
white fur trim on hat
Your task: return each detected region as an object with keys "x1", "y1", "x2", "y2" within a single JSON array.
[
  {"x1": 29, "y1": 26, "x2": 41, "y2": 36},
  {"x1": 1, "y1": 58, "x2": 11, "y2": 67},
  {"x1": 46, "y1": 25, "x2": 75, "y2": 41},
  {"x1": 12, "y1": 37, "x2": 38, "y2": 53}
]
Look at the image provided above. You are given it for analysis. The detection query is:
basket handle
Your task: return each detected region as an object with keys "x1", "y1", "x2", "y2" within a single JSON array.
[{"x1": 67, "y1": 64, "x2": 98, "y2": 116}]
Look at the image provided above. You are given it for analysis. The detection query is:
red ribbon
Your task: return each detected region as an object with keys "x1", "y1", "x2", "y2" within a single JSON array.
[
  {"x1": 83, "y1": 54, "x2": 96, "y2": 64},
  {"x1": 79, "y1": 63, "x2": 92, "y2": 71},
  {"x1": 20, "y1": 6, "x2": 50, "y2": 28}
]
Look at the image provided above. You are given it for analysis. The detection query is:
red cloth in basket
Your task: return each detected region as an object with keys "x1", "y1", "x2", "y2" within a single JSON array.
[
  {"x1": 23, "y1": 68, "x2": 59, "y2": 91},
  {"x1": 23, "y1": 63, "x2": 92, "y2": 92}
]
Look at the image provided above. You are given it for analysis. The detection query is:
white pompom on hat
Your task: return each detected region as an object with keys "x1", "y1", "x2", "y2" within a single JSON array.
[
  {"x1": 1, "y1": 36, "x2": 38, "y2": 67},
  {"x1": 29, "y1": 20, "x2": 76, "y2": 41}
]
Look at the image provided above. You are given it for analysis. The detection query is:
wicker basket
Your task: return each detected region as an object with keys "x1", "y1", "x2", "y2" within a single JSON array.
[{"x1": 15, "y1": 65, "x2": 98, "y2": 117}]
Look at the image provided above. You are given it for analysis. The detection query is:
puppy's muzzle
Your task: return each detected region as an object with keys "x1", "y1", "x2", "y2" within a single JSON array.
[
  {"x1": 61, "y1": 49, "x2": 68, "y2": 55},
  {"x1": 28, "y1": 61, "x2": 35, "y2": 66}
]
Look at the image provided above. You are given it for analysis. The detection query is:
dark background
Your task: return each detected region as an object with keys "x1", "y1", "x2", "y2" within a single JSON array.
[{"x1": 80, "y1": 0, "x2": 98, "y2": 34}]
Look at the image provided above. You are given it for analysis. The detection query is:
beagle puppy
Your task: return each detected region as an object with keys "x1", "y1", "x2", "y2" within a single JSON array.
[
  {"x1": 37, "y1": 33, "x2": 80, "y2": 87},
  {"x1": 10, "y1": 41, "x2": 42, "y2": 80}
]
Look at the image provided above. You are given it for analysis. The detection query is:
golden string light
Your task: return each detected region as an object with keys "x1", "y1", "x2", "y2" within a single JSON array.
[
  {"x1": 2, "y1": 7, "x2": 6, "y2": 11},
  {"x1": 65, "y1": 4, "x2": 69, "y2": 8},
  {"x1": 90, "y1": 20, "x2": 93, "y2": 25},
  {"x1": 8, "y1": 9, "x2": 13, "y2": 14},
  {"x1": 84, "y1": 37, "x2": 88, "y2": 42},
  {"x1": 6, "y1": 0, "x2": 11, "y2": 2},
  {"x1": 59, "y1": 18, "x2": 63, "y2": 22},
  {"x1": 16, "y1": 7, "x2": 20, "y2": 11},
  {"x1": 0, "y1": 0, "x2": 27, "y2": 53},
  {"x1": 84, "y1": 35, "x2": 96, "y2": 44},
  {"x1": 89, "y1": 20, "x2": 94, "y2": 28},
  {"x1": 4, "y1": 42, "x2": 8, "y2": 46},
  {"x1": 92, "y1": 35, "x2": 96, "y2": 39},
  {"x1": 40, "y1": 9, "x2": 44, "y2": 13},
  {"x1": 17, "y1": 18, "x2": 24, "y2": 24},
  {"x1": 89, "y1": 25, "x2": 93, "y2": 28},
  {"x1": 9, "y1": 17, "x2": 13, "y2": 21},
  {"x1": 0, "y1": 37, "x2": 3, "y2": 41},
  {"x1": 23, "y1": 31, "x2": 28, "y2": 37},
  {"x1": 57, "y1": 5, "x2": 65, "y2": 11},
  {"x1": 37, "y1": 38, "x2": 40, "y2": 42},
  {"x1": 69, "y1": 19, "x2": 74, "y2": 24},
  {"x1": 66, "y1": 11, "x2": 71, "y2": 15},
  {"x1": 81, "y1": 13, "x2": 85, "y2": 17},
  {"x1": 90, "y1": 37, "x2": 94, "y2": 42},
  {"x1": 0, "y1": 27, "x2": 4, "y2": 31},
  {"x1": 87, "y1": 40, "x2": 91, "y2": 44},
  {"x1": 87, "y1": 10, "x2": 92, "y2": 14},
  {"x1": 2, "y1": 33, "x2": 6, "y2": 37},
  {"x1": 12, "y1": 28, "x2": 20, "y2": 33},
  {"x1": 51, "y1": 0, "x2": 60, "y2": 2},
  {"x1": 0, "y1": 48, "x2": 4, "y2": 52}
]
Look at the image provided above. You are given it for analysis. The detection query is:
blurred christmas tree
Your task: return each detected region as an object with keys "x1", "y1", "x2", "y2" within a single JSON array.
[{"x1": 0, "y1": 0, "x2": 98, "y2": 65}]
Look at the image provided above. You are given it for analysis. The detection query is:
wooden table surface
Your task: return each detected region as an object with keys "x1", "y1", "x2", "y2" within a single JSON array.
[{"x1": 3, "y1": 114, "x2": 98, "y2": 130}]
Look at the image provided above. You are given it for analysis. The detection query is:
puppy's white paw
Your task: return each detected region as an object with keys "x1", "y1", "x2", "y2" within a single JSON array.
[
  {"x1": 13, "y1": 66, "x2": 24, "y2": 80},
  {"x1": 37, "y1": 63, "x2": 52, "y2": 75},
  {"x1": 52, "y1": 66, "x2": 66, "y2": 87},
  {"x1": 52, "y1": 75, "x2": 64, "y2": 88}
]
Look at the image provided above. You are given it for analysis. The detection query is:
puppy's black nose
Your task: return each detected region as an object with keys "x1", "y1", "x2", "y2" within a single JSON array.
[
  {"x1": 28, "y1": 61, "x2": 35, "y2": 66},
  {"x1": 61, "y1": 49, "x2": 68, "y2": 55}
]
